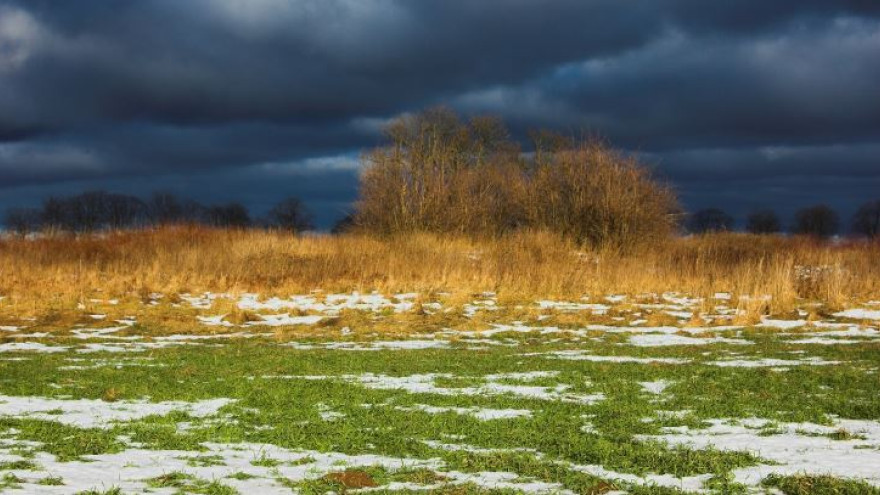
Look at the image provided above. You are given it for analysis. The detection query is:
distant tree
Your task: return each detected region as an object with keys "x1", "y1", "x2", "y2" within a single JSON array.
[
  {"x1": 148, "y1": 191, "x2": 184, "y2": 225},
  {"x1": 852, "y1": 200, "x2": 880, "y2": 239},
  {"x1": 180, "y1": 200, "x2": 208, "y2": 224},
  {"x1": 103, "y1": 193, "x2": 147, "y2": 229},
  {"x1": 67, "y1": 191, "x2": 108, "y2": 232},
  {"x1": 688, "y1": 208, "x2": 734, "y2": 234},
  {"x1": 41, "y1": 196, "x2": 70, "y2": 231},
  {"x1": 267, "y1": 197, "x2": 314, "y2": 233},
  {"x1": 43, "y1": 191, "x2": 147, "y2": 232},
  {"x1": 207, "y1": 203, "x2": 251, "y2": 228},
  {"x1": 4, "y1": 208, "x2": 42, "y2": 235},
  {"x1": 331, "y1": 214, "x2": 355, "y2": 234},
  {"x1": 793, "y1": 204, "x2": 839, "y2": 239},
  {"x1": 746, "y1": 209, "x2": 781, "y2": 234}
]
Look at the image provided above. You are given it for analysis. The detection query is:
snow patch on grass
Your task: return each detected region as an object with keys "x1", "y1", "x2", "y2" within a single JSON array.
[
  {"x1": 640, "y1": 417, "x2": 880, "y2": 487},
  {"x1": 627, "y1": 334, "x2": 752, "y2": 347},
  {"x1": 0, "y1": 395, "x2": 233, "y2": 428}
]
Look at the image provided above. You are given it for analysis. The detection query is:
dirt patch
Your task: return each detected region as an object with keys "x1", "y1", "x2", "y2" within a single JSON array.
[{"x1": 323, "y1": 470, "x2": 379, "y2": 489}]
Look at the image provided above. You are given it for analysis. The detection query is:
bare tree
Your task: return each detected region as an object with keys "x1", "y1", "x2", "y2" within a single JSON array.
[
  {"x1": 851, "y1": 200, "x2": 880, "y2": 239},
  {"x1": 149, "y1": 191, "x2": 184, "y2": 225},
  {"x1": 688, "y1": 208, "x2": 734, "y2": 234},
  {"x1": 41, "y1": 196, "x2": 70, "y2": 231},
  {"x1": 104, "y1": 193, "x2": 147, "y2": 229},
  {"x1": 267, "y1": 197, "x2": 314, "y2": 233},
  {"x1": 746, "y1": 209, "x2": 781, "y2": 234},
  {"x1": 793, "y1": 204, "x2": 839, "y2": 239},
  {"x1": 207, "y1": 203, "x2": 251, "y2": 228},
  {"x1": 4, "y1": 208, "x2": 42, "y2": 235},
  {"x1": 331, "y1": 214, "x2": 355, "y2": 234},
  {"x1": 355, "y1": 108, "x2": 677, "y2": 248}
]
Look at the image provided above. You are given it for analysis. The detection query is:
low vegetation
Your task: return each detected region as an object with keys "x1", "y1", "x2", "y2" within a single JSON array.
[{"x1": 0, "y1": 227, "x2": 879, "y2": 317}]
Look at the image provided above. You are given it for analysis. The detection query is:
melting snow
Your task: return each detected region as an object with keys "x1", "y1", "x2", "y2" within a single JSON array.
[
  {"x1": 627, "y1": 334, "x2": 752, "y2": 347},
  {"x1": 709, "y1": 357, "x2": 840, "y2": 368},
  {"x1": 639, "y1": 381, "x2": 672, "y2": 395},
  {"x1": 529, "y1": 350, "x2": 690, "y2": 364},
  {"x1": 835, "y1": 308, "x2": 880, "y2": 320},
  {"x1": 0, "y1": 342, "x2": 68, "y2": 353},
  {"x1": 0, "y1": 395, "x2": 233, "y2": 428},
  {"x1": 273, "y1": 373, "x2": 604, "y2": 404},
  {"x1": 640, "y1": 417, "x2": 880, "y2": 487},
  {"x1": 0, "y1": 440, "x2": 572, "y2": 494},
  {"x1": 398, "y1": 405, "x2": 532, "y2": 420}
]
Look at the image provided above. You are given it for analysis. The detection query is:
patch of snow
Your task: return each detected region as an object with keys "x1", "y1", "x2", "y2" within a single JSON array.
[
  {"x1": 398, "y1": 405, "x2": 532, "y2": 421},
  {"x1": 760, "y1": 318, "x2": 808, "y2": 329},
  {"x1": 627, "y1": 334, "x2": 752, "y2": 347},
  {"x1": 639, "y1": 417, "x2": 880, "y2": 488},
  {"x1": 537, "y1": 300, "x2": 610, "y2": 313},
  {"x1": 787, "y1": 337, "x2": 863, "y2": 345},
  {"x1": 0, "y1": 395, "x2": 233, "y2": 428},
  {"x1": 528, "y1": 350, "x2": 689, "y2": 364},
  {"x1": 196, "y1": 315, "x2": 234, "y2": 327},
  {"x1": 835, "y1": 308, "x2": 880, "y2": 320},
  {"x1": 285, "y1": 340, "x2": 451, "y2": 351},
  {"x1": 273, "y1": 373, "x2": 604, "y2": 405},
  {"x1": 246, "y1": 313, "x2": 324, "y2": 326},
  {"x1": 709, "y1": 357, "x2": 840, "y2": 368},
  {"x1": 0, "y1": 342, "x2": 68, "y2": 353},
  {"x1": 639, "y1": 380, "x2": 672, "y2": 395}
]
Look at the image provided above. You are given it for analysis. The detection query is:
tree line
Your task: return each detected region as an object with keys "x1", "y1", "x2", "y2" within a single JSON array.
[
  {"x1": 3, "y1": 191, "x2": 314, "y2": 235},
  {"x1": 687, "y1": 202, "x2": 880, "y2": 239},
  {"x1": 3, "y1": 108, "x2": 879, "y2": 244}
]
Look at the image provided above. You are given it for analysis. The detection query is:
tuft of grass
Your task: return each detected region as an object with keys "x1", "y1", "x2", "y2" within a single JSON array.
[
  {"x1": 762, "y1": 474, "x2": 880, "y2": 494},
  {"x1": 38, "y1": 475, "x2": 65, "y2": 486}
]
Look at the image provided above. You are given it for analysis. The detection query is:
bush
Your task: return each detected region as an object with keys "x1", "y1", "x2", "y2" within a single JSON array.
[
  {"x1": 355, "y1": 108, "x2": 523, "y2": 236},
  {"x1": 852, "y1": 199, "x2": 880, "y2": 239},
  {"x1": 527, "y1": 141, "x2": 678, "y2": 247},
  {"x1": 793, "y1": 204, "x2": 839, "y2": 239},
  {"x1": 688, "y1": 208, "x2": 734, "y2": 234},
  {"x1": 267, "y1": 197, "x2": 314, "y2": 233},
  {"x1": 746, "y1": 209, "x2": 781, "y2": 234},
  {"x1": 354, "y1": 108, "x2": 678, "y2": 249}
]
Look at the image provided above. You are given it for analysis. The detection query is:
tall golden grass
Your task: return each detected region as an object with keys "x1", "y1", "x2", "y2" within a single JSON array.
[{"x1": 1, "y1": 226, "x2": 878, "y2": 314}]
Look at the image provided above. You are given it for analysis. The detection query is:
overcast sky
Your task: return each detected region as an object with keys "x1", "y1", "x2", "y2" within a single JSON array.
[{"x1": 1, "y1": 1, "x2": 878, "y2": 228}]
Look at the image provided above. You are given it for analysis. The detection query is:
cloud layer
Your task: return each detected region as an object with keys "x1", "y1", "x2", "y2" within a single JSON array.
[{"x1": 1, "y1": 0, "x2": 878, "y2": 226}]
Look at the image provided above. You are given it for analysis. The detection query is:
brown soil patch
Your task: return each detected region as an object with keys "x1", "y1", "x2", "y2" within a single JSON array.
[{"x1": 324, "y1": 470, "x2": 378, "y2": 489}]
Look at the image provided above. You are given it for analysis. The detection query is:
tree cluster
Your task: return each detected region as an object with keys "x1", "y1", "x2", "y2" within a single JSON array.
[
  {"x1": 4, "y1": 191, "x2": 313, "y2": 235},
  {"x1": 354, "y1": 108, "x2": 679, "y2": 248},
  {"x1": 688, "y1": 201, "x2": 880, "y2": 239}
]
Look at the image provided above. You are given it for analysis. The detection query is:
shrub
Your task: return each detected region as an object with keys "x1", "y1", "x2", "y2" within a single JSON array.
[
  {"x1": 267, "y1": 197, "x2": 314, "y2": 233},
  {"x1": 526, "y1": 140, "x2": 679, "y2": 248},
  {"x1": 793, "y1": 204, "x2": 839, "y2": 239},
  {"x1": 746, "y1": 209, "x2": 781, "y2": 234},
  {"x1": 688, "y1": 208, "x2": 734, "y2": 234},
  {"x1": 355, "y1": 107, "x2": 523, "y2": 236},
  {"x1": 354, "y1": 108, "x2": 678, "y2": 249},
  {"x1": 852, "y1": 199, "x2": 880, "y2": 239}
]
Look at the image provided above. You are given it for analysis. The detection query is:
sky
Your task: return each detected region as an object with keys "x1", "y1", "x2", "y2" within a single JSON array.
[{"x1": 1, "y1": 1, "x2": 879, "y2": 229}]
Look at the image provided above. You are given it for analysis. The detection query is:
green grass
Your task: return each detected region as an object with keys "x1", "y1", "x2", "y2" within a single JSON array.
[
  {"x1": 0, "y1": 307, "x2": 878, "y2": 494},
  {"x1": 762, "y1": 474, "x2": 880, "y2": 494}
]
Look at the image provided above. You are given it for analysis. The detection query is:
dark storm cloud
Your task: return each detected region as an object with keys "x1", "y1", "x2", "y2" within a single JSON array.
[{"x1": 1, "y1": 0, "x2": 879, "y2": 227}]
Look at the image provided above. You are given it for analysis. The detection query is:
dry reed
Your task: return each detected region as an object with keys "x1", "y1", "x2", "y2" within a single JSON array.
[{"x1": 1, "y1": 227, "x2": 878, "y2": 314}]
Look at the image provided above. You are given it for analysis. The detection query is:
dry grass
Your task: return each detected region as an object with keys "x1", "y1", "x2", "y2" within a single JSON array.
[{"x1": 0, "y1": 226, "x2": 878, "y2": 314}]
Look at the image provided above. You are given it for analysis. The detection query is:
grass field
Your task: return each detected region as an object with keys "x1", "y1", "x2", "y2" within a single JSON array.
[{"x1": 1, "y1": 284, "x2": 879, "y2": 494}]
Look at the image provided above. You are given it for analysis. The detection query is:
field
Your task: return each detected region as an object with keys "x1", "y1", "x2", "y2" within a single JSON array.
[{"x1": 1, "y1": 229, "x2": 879, "y2": 494}]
